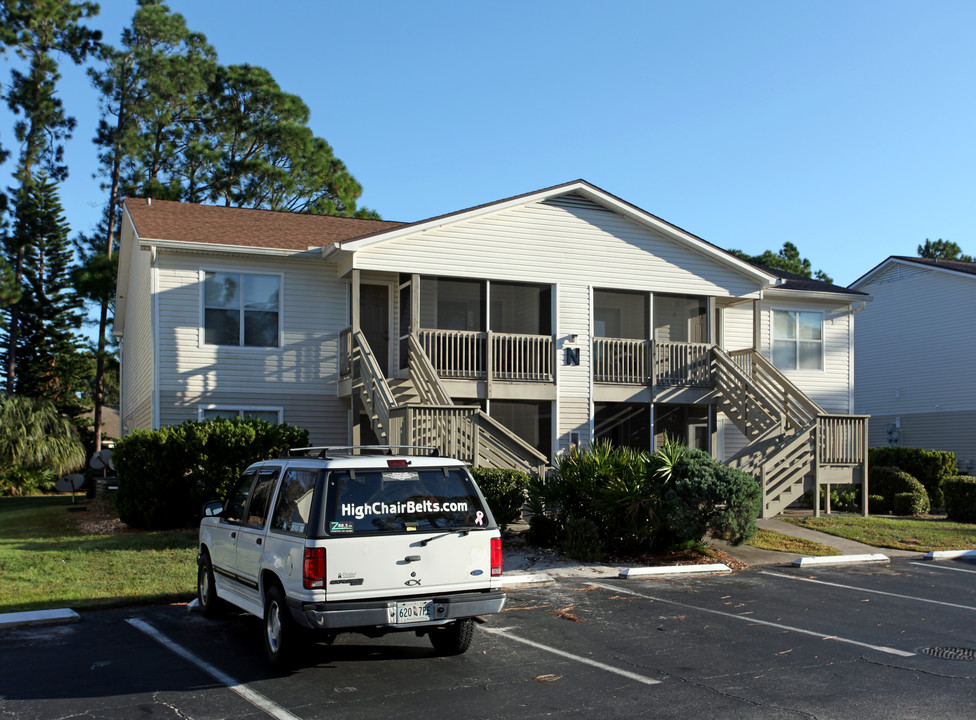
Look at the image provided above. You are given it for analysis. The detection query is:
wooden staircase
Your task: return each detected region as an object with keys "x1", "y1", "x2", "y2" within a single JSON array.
[
  {"x1": 712, "y1": 347, "x2": 867, "y2": 518},
  {"x1": 348, "y1": 330, "x2": 548, "y2": 476}
]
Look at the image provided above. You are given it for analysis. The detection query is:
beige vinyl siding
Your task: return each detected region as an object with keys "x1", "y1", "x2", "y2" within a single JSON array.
[
  {"x1": 854, "y1": 262, "x2": 976, "y2": 470},
  {"x1": 867, "y1": 411, "x2": 976, "y2": 473},
  {"x1": 351, "y1": 195, "x2": 762, "y2": 299},
  {"x1": 120, "y1": 236, "x2": 154, "y2": 434},
  {"x1": 152, "y1": 251, "x2": 349, "y2": 443},
  {"x1": 158, "y1": 389, "x2": 348, "y2": 446},
  {"x1": 557, "y1": 283, "x2": 592, "y2": 452},
  {"x1": 722, "y1": 303, "x2": 755, "y2": 352},
  {"x1": 855, "y1": 265, "x2": 976, "y2": 416},
  {"x1": 759, "y1": 296, "x2": 853, "y2": 413}
]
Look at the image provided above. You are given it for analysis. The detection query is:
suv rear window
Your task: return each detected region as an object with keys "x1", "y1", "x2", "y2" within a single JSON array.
[{"x1": 326, "y1": 467, "x2": 489, "y2": 535}]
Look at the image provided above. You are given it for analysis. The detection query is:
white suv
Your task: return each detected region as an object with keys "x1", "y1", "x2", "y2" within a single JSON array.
[{"x1": 196, "y1": 447, "x2": 506, "y2": 665}]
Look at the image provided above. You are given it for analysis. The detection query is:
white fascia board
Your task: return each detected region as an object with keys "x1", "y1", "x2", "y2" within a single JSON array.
[
  {"x1": 339, "y1": 181, "x2": 779, "y2": 287},
  {"x1": 849, "y1": 257, "x2": 895, "y2": 289},
  {"x1": 850, "y1": 256, "x2": 976, "y2": 289},
  {"x1": 114, "y1": 207, "x2": 135, "y2": 337}
]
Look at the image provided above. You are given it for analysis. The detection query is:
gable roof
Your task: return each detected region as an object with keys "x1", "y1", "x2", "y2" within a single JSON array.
[
  {"x1": 123, "y1": 198, "x2": 404, "y2": 250},
  {"x1": 338, "y1": 179, "x2": 780, "y2": 285},
  {"x1": 762, "y1": 267, "x2": 869, "y2": 297},
  {"x1": 850, "y1": 255, "x2": 976, "y2": 288}
]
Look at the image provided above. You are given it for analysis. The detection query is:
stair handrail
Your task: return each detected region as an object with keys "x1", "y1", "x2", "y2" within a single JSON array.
[
  {"x1": 711, "y1": 346, "x2": 782, "y2": 436},
  {"x1": 352, "y1": 330, "x2": 396, "y2": 433},
  {"x1": 728, "y1": 349, "x2": 824, "y2": 430},
  {"x1": 407, "y1": 333, "x2": 454, "y2": 406}
]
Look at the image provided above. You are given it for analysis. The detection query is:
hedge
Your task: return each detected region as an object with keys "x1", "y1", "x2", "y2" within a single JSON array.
[
  {"x1": 868, "y1": 447, "x2": 956, "y2": 508},
  {"x1": 469, "y1": 468, "x2": 530, "y2": 530},
  {"x1": 867, "y1": 466, "x2": 929, "y2": 515},
  {"x1": 943, "y1": 476, "x2": 976, "y2": 523},
  {"x1": 114, "y1": 418, "x2": 308, "y2": 529}
]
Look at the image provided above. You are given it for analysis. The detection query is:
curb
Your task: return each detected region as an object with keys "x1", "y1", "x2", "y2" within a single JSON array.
[
  {"x1": 0, "y1": 608, "x2": 80, "y2": 631},
  {"x1": 924, "y1": 549, "x2": 976, "y2": 560},
  {"x1": 501, "y1": 573, "x2": 555, "y2": 587},
  {"x1": 619, "y1": 563, "x2": 732, "y2": 578},
  {"x1": 792, "y1": 553, "x2": 889, "y2": 567}
]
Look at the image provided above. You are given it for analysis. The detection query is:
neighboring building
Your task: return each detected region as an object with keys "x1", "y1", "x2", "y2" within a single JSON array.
[
  {"x1": 115, "y1": 180, "x2": 869, "y2": 516},
  {"x1": 850, "y1": 256, "x2": 976, "y2": 473}
]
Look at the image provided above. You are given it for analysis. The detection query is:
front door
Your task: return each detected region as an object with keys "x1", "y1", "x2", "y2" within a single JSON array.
[{"x1": 361, "y1": 284, "x2": 390, "y2": 376}]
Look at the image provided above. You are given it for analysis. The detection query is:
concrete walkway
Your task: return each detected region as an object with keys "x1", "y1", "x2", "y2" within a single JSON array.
[{"x1": 708, "y1": 516, "x2": 925, "y2": 566}]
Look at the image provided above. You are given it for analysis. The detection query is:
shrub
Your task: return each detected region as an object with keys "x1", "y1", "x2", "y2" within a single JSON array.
[
  {"x1": 892, "y1": 491, "x2": 930, "y2": 516},
  {"x1": 802, "y1": 484, "x2": 861, "y2": 513},
  {"x1": 662, "y1": 450, "x2": 761, "y2": 546},
  {"x1": 867, "y1": 494, "x2": 886, "y2": 514},
  {"x1": 114, "y1": 418, "x2": 308, "y2": 529},
  {"x1": 867, "y1": 466, "x2": 929, "y2": 515},
  {"x1": 470, "y1": 468, "x2": 530, "y2": 530},
  {"x1": 943, "y1": 476, "x2": 976, "y2": 523},
  {"x1": 563, "y1": 516, "x2": 601, "y2": 562},
  {"x1": 868, "y1": 447, "x2": 956, "y2": 508}
]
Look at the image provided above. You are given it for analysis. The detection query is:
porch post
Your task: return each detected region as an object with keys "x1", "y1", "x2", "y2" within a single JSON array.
[
  {"x1": 862, "y1": 418, "x2": 870, "y2": 517},
  {"x1": 411, "y1": 274, "x2": 421, "y2": 332},
  {"x1": 351, "y1": 269, "x2": 361, "y2": 333},
  {"x1": 752, "y1": 299, "x2": 762, "y2": 351}
]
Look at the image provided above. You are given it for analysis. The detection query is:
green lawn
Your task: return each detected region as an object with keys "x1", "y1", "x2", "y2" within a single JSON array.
[
  {"x1": 0, "y1": 496, "x2": 197, "y2": 614},
  {"x1": 745, "y1": 528, "x2": 841, "y2": 556},
  {"x1": 781, "y1": 514, "x2": 976, "y2": 552}
]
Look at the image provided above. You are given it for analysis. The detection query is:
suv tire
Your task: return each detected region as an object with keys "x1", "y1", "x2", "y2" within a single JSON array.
[
  {"x1": 197, "y1": 552, "x2": 223, "y2": 619},
  {"x1": 429, "y1": 618, "x2": 475, "y2": 655},
  {"x1": 263, "y1": 584, "x2": 302, "y2": 667}
]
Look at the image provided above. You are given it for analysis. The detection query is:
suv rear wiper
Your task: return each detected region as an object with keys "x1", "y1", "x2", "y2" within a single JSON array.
[{"x1": 420, "y1": 530, "x2": 470, "y2": 546}]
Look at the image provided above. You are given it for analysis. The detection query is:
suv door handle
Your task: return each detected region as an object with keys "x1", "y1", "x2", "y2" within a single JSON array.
[
  {"x1": 230, "y1": 532, "x2": 237, "y2": 539},
  {"x1": 256, "y1": 538, "x2": 262, "y2": 546}
]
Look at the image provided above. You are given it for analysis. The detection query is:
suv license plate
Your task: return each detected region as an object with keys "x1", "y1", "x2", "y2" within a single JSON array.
[{"x1": 396, "y1": 600, "x2": 435, "y2": 624}]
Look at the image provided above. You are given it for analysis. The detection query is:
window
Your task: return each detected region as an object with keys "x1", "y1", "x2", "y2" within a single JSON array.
[
  {"x1": 204, "y1": 271, "x2": 279, "y2": 347},
  {"x1": 772, "y1": 310, "x2": 823, "y2": 370},
  {"x1": 326, "y1": 468, "x2": 489, "y2": 535},
  {"x1": 200, "y1": 407, "x2": 282, "y2": 424},
  {"x1": 270, "y1": 468, "x2": 319, "y2": 535}
]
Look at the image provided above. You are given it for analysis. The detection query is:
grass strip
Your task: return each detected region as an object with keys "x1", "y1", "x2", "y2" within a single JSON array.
[
  {"x1": 0, "y1": 496, "x2": 196, "y2": 614},
  {"x1": 781, "y1": 515, "x2": 976, "y2": 552},
  {"x1": 745, "y1": 528, "x2": 841, "y2": 556}
]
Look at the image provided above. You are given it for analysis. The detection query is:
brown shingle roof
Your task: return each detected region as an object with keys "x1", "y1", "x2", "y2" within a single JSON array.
[{"x1": 123, "y1": 198, "x2": 404, "y2": 250}]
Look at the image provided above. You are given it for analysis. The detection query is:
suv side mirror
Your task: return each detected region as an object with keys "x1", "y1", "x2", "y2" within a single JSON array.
[{"x1": 202, "y1": 500, "x2": 224, "y2": 517}]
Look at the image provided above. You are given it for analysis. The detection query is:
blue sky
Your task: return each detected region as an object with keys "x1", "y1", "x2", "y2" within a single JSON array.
[{"x1": 3, "y1": 0, "x2": 974, "y2": 287}]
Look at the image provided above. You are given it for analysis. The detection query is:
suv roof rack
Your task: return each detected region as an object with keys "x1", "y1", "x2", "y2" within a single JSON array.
[{"x1": 288, "y1": 445, "x2": 441, "y2": 459}]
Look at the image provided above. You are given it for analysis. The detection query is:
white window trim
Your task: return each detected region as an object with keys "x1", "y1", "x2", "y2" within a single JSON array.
[
  {"x1": 197, "y1": 405, "x2": 284, "y2": 423},
  {"x1": 199, "y1": 268, "x2": 284, "y2": 349},
  {"x1": 771, "y1": 308, "x2": 825, "y2": 372}
]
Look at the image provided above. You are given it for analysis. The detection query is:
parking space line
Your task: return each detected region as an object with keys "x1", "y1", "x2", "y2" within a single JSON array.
[
  {"x1": 910, "y1": 562, "x2": 976, "y2": 576},
  {"x1": 481, "y1": 626, "x2": 661, "y2": 685},
  {"x1": 126, "y1": 619, "x2": 303, "y2": 720},
  {"x1": 761, "y1": 570, "x2": 976, "y2": 611},
  {"x1": 594, "y1": 583, "x2": 915, "y2": 658}
]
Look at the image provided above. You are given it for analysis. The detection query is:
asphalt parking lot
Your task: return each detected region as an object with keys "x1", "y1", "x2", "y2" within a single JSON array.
[{"x1": 2, "y1": 557, "x2": 975, "y2": 720}]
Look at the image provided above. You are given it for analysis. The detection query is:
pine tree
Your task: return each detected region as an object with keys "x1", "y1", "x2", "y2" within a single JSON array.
[
  {"x1": 0, "y1": 0, "x2": 100, "y2": 394},
  {"x1": 81, "y1": 0, "x2": 214, "y2": 450},
  {"x1": 11, "y1": 177, "x2": 88, "y2": 418}
]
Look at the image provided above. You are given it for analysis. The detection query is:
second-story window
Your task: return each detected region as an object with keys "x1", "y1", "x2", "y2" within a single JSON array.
[
  {"x1": 772, "y1": 310, "x2": 823, "y2": 371},
  {"x1": 203, "y1": 271, "x2": 280, "y2": 347}
]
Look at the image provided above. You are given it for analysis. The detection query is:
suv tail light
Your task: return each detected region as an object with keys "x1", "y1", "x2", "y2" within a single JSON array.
[
  {"x1": 303, "y1": 547, "x2": 326, "y2": 589},
  {"x1": 490, "y1": 537, "x2": 503, "y2": 577}
]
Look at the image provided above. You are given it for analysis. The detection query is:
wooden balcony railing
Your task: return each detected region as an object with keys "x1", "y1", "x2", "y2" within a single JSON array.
[
  {"x1": 593, "y1": 338, "x2": 650, "y2": 384},
  {"x1": 416, "y1": 329, "x2": 553, "y2": 382},
  {"x1": 655, "y1": 341, "x2": 712, "y2": 387}
]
